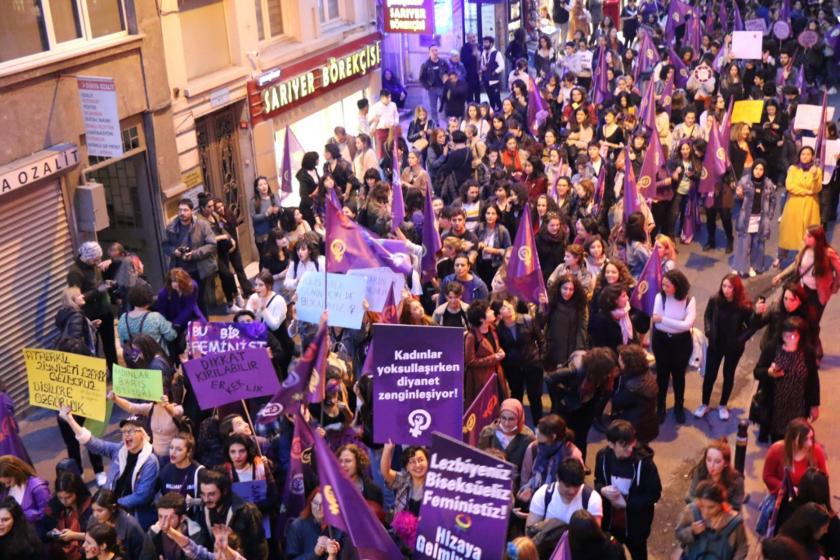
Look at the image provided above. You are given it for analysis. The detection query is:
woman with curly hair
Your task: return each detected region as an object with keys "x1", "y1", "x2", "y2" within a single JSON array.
[
  {"x1": 686, "y1": 439, "x2": 745, "y2": 511},
  {"x1": 541, "y1": 274, "x2": 589, "y2": 370},
  {"x1": 337, "y1": 444, "x2": 384, "y2": 511}
]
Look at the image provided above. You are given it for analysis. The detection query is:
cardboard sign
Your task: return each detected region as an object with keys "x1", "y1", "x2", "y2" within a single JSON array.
[
  {"x1": 86, "y1": 400, "x2": 114, "y2": 438},
  {"x1": 794, "y1": 104, "x2": 836, "y2": 131},
  {"x1": 295, "y1": 272, "x2": 367, "y2": 329},
  {"x1": 24, "y1": 349, "x2": 107, "y2": 421},
  {"x1": 414, "y1": 433, "x2": 514, "y2": 560},
  {"x1": 731, "y1": 30, "x2": 763, "y2": 59},
  {"x1": 730, "y1": 99, "x2": 765, "y2": 124},
  {"x1": 745, "y1": 18, "x2": 767, "y2": 34},
  {"x1": 372, "y1": 325, "x2": 464, "y2": 446},
  {"x1": 347, "y1": 267, "x2": 404, "y2": 312},
  {"x1": 183, "y1": 349, "x2": 281, "y2": 409},
  {"x1": 112, "y1": 365, "x2": 163, "y2": 402},
  {"x1": 772, "y1": 20, "x2": 791, "y2": 40}
]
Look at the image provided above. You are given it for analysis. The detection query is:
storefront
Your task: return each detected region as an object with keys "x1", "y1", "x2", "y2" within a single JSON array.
[
  {"x1": 0, "y1": 145, "x2": 80, "y2": 408},
  {"x1": 246, "y1": 33, "x2": 383, "y2": 206}
]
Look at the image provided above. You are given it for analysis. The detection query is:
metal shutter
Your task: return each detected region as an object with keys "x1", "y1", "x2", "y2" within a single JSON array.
[{"x1": 0, "y1": 181, "x2": 75, "y2": 412}]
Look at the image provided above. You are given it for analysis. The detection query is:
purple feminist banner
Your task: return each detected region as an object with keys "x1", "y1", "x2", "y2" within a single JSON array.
[
  {"x1": 372, "y1": 325, "x2": 463, "y2": 446},
  {"x1": 462, "y1": 374, "x2": 499, "y2": 448},
  {"x1": 415, "y1": 432, "x2": 514, "y2": 560},
  {"x1": 187, "y1": 322, "x2": 268, "y2": 356},
  {"x1": 183, "y1": 349, "x2": 280, "y2": 409}
]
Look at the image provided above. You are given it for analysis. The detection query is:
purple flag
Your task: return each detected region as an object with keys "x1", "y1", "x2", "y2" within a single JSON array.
[
  {"x1": 665, "y1": 0, "x2": 692, "y2": 42},
  {"x1": 634, "y1": 30, "x2": 660, "y2": 80},
  {"x1": 681, "y1": 191, "x2": 700, "y2": 243},
  {"x1": 780, "y1": 0, "x2": 791, "y2": 22},
  {"x1": 795, "y1": 65, "x2": 806, "y2": 94},
  {"x1": 660, "y1": 72, "x2": 674, "y2": 114},
  {"x1": 733, "y1": 1, "x2": 744, "y2": 31},
  {"x1": 280, "y1": 128, "x2": 293, "y2": 193},
  {"x1": 360, "y1": 289, "x2": 399, "y2": 376},
  {"x1": 506, "y1": 203, "x2": 547, "y2": 304},
  {"x1": 326, "y1": 199, "x2": 411, "y2": 275},
  {"x1": 592, "y1": 165, "x2": 606, "y2": 214},
  {"x1": 421, "y1": 181, "x2": 442, "y2": 282},
  {"x1": 328, "y1": 186, "x2": 342, "y2": 209},
  {"x1": 623, "y1": 148, "x2": 640, "y2": 221},
  {"x1": 257, "y1": 323, "x2": 329, "y2": 423},
  {"x1": 719, "y1": 97, "x2": 735, "y2": 166},
  {"x1": 367, "y1": 234, "x2": 413, "y2": 275},
  {"x1": 815, "y1": 91, "x2": 829, "y2": 167},
  {"x1": 392, "y1": 136, "x2": 405, "y2": 231},
  {"x1": 669, "y1": 48, "x2": 690, "y2": 89},
  {"x1": 827, "y1": 24, "x2": 840, "y2": 52},
  {"x1": 527, "y1": 77, "x2": 548, "y2": 135},
  {"x1": 685, "y1": 13, "x2": 703, "y2": 57},
  {"x1": 712, "y1": 42, "x2": 728, "y2": 73},
  {"x1": 414, "y1": 433, "x2": 514, "y2": 560},
  {"x1": 183, "y1": 349, "x2": 281, "y2": 410},
  {"x1": 0, "y1": 392, "x2": 32, "y2": 465},
  {"x1": 630, "y1": 244, "x2": 663, "y2": 314},
  {"x1": 550, "y1": 533, "x2": 572, "y2": 560},
  {"x1": 718, "y1": 0, "x2": 728, "y2": 32},
  {"x1": 300, "y1": 417, "x2": 403, "y2": 559},
  {"x1": 462, "y1": 373, "x2": 499, "y2": 447},
  {"x1": 699, "y1": 119, "x2": 728, "y2": 196},
  {"x1": 637, "y1": 127, "x2": 664, "y2": 201},
  {"x1": 277, "y1": 413, "x2": 315, "y2": 529},
  {"x1": 593, "y1": 47, "x2": 610, "y2": 106},
  {"x1": 638, "y1": 79, "x2": 657, "y2": 133},
  {"x1": 705, "y1": 5, "x2": 716, "y2": 35}
]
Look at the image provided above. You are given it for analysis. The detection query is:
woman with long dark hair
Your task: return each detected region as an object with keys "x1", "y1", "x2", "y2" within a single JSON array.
[
  {"x1": 476, "y1": 204, "x2": 512, "y2": 288},
  {"x1": 494, "y1": 299, "x2": 545, "y2": 423},
  {"x1": 675, "y1": 481, "x2": 747, "y2": 560},
  {"x1": 651, "y1": 269, "x2": 696, "y2": 424},
  {"x1": 517, "y1": 414, "x2": 583, "y2": 504},
  {"x1": 686, "y1": 439, "x2": 745, "y2": 511},
  {"x1": 464, "y1": 300, "x2": 508, "y2": 405},
  {"x1": 44, "y1": 470, "x2": 93, "y2": 560},
  {"x1": 763, "y1": 419, "x2": 829, "y2": 497},
  {"x1": 0, "y1": 497, "x2": 44, "y2": 558},
  {"x1": 82, "y1": 523, "x2": 125, "y2": 560},
  {"x1": 250, "y1": 176, "x2": 282, "y2": 255},
  {"x1": 536, "y1": 212, "x2": 569, "y2": 284},
  {"x1": 541, "y1": 274, "x2": 589, "y2": 370},
  {"x1": 695, "y1": 274, "x2": 754, "y2": 420},
  {"x1": 88, "y1": 490, "x2": 154, "y2": 560},
  {"x1": 568, "y1": 509, "x2": 626, "y2": 559},
  {"x1": 589, "y1": 283, "x2": 636, "y2": 352}
]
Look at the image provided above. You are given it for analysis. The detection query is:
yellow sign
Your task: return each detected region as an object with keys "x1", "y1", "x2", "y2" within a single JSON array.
[
  {"x1": 181, "y1": 167, "x2": 204, "y2": 189},
  {"x1": 730, "y1": 100, "x2": 765, "y2": 125},
  {"x1": 24, "y1": 348, "x2": 107, "y2": 421}
]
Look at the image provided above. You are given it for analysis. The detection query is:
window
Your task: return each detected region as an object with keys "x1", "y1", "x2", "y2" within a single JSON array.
[
  {"x1": 88, "y1": 125, "x2": 140, "y2": 165},
  {"x1": 255, "y1": 0, "x2": 284, "y2": 41},
  {"x1": 318, "y1": 0, "x2": 341, "y2": 24},
  {"x1": 0, "y1": 0, "x2": 125, "y2": 64}
]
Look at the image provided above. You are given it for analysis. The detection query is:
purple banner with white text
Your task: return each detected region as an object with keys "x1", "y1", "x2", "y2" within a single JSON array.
[
  {"x1": 183, "y1": 349, "x2": 281, "y2": 409},
  {"x1": 187, "y1": 322, "x2": 268, "y2": 356},
  {"x1": 372, "y1": 325, "x2": 464, "y2": 446},
  {"x1": 414, "y1": 432, "x2": 513, "y2": 560}
]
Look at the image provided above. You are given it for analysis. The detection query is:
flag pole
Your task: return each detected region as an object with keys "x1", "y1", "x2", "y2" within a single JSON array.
[{"x1": 240, "y1": 400, "x2": 263, "y2": 457}]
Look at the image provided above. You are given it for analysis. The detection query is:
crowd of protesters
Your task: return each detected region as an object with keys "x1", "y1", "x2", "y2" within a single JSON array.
[{"x1": 3, "y1": 0, "x2": 840, "y2": 559}]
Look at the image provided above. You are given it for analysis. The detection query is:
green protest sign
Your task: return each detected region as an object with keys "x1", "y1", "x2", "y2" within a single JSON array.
[{"x1": 112, "y1": 365, "x2": 163, "y2": 402}]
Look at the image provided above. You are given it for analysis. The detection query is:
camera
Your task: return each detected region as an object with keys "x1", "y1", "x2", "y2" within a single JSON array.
[
  {"x1": 177, "y1": 246, "x2": 191, "y2": 255},
  {"x1": 46, "y1": 529, "x2": 62, "y2": 540}
]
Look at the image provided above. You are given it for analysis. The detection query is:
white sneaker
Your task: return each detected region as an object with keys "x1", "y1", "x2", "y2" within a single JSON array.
[
  {"x1": 828, "y1": 87, "x2": 838, "y2": 95},
  {"x1": 749, "y1": 267, "x2": 757, "y2": 278},
  {"x1": 227, "y1": 303, "x2": 243, "y2": 314},
  {"x1": 718, "y1": 406, "x2": 730, "y2": 421},
  {"x1": 96, "y1": 472, "x2": 107, "y2": 487},
  {"x1": 693, "y1": 404, "x2": 709, "y2": 418}
]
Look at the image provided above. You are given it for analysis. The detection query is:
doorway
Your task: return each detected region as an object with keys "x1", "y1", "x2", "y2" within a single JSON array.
[{"x1": 195, "y1": 105, "x2": 253, "y2": 262}]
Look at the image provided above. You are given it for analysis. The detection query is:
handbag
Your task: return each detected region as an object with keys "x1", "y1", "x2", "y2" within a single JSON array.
[
  {"x1": 748, "y1": 383, "x2": 770, "y2": 425},
  {"x1": 412, "y1": 138, "x2": 429, "y2": 151}
]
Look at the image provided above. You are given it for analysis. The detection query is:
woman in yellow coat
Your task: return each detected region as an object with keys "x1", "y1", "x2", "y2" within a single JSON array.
[{"x1": 779, "y1": 146, "x2": 822, "y2": 254}]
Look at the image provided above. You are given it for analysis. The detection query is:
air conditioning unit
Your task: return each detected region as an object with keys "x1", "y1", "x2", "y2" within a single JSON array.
[{"x1": 75, "y1": 181, "x2": 110, "y2": 232}]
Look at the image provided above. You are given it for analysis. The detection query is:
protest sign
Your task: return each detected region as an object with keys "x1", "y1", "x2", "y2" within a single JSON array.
[
  {"x1": 86, "y1": 400, "x2": 114, "y2": 438},
  {"x1": 112, "y1": 365, "x2": 163, "y2": 402},
  {"x1": 372, "y1": 325, "x2": 463, "y2": 446},
  {"x1": 232, "y1": 480, "x2": 272, "y2": 537},
  {"x1": 799, "y1": 29, "x2": 820, "y2": 48},
  {"x1": 803, "y1": 137, "x2": 840, "y2": 180},
  {"x1": 794, "y1": 104, "x2": 836, "y2": 131},
  {"x1": 347, "y1": 267, "x2": 404, "y2": 312},
  {"x1": 730, "y1": 99, "x2": 764, "y2": 124},
  {"x1": 295, "y1": 271, "x2": 367, "y2": 329},
  {"x1": 23, "y1": 349, "x2": 107, "y2": 421},
  {"x1": 773, "y1": 20, "x2": 791, "y2": 40},
  {"x1": 183, "y1": 349, "x2": 281, "y2": 409},
  {"x1": 415, "y1": 432, "x2": 514, "y2": 560},
  {"x1": 745, "y1": 18, "x2": 767, "y2": 34},
  {"x1": 462, "y1": 374, "x2": 499, "y2": 447},
  {"x1": 731, "y1": 31, "x2": 763, "y2": 59},
  {"x1": 187, "y1": 322, "x2": 268, "y2": 356}
]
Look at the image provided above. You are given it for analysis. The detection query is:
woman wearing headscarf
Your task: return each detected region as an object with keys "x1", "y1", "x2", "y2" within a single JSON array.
[{"x1": 477, "y1": 399, "x2": 536, "y2": 486}]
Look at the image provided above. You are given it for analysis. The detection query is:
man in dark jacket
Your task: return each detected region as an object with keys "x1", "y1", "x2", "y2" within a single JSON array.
[
  {"x1": 197, "y1": 469, "x2": 268, "y2": 560},
  {"x1": 435, "y1": 130, "x2": 473, "y2": 203},
  {"x1": 149, "y1": 492, "x2": 207, "y2": 560},
  {"x1": 595, "y1": 420, "x2": 662, "y2": 560},
  {"x1": 163, "y1": 198, "x2": 218, "y2": 316},
  {"x1": 441, "y1": 70, "x2": 471, "y2": 118},
  {"x1": 460, "y1": 33, "x2": 481, "y2": 102},
  {"x1": 66, "y1": 241, "x2": 117, "y2": 368},
  {"x1": 419, "y1": 44, "x2": 449, "y2": 123}
]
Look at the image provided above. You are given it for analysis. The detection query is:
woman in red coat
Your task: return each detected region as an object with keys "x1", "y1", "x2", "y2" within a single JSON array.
[{"x1": 464, "y1": 300, "x2": 509, "y2": 405}]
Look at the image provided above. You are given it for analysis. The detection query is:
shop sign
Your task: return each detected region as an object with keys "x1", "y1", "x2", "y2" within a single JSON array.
[
  {"x1": 181, "y1": 166, "x2": 204, "y2": 189},
  {"x1": 247, "y1": 34, "x2": 382, "y2": 124},
  {"x1": 77, "y1": 76, "x2": 123, "y2": 158},
  {"x1": 384, "y1": 0, "x2": 435, "y2": 34},
  {"x1": 0, "y1": 144, "x2": 80, "y2": 197}
]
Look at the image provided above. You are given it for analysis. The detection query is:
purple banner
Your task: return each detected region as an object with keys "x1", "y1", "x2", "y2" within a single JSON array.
[
  {"x1": 187, "y1": 322, "x2": 268, "y2": 356},
  {"x1": 183, "y1": 348, "x2": 281, "y2": 409},
  {"x1": 372, "y1": 325, "x2": 464, "y2": 446},
  {"x1": 414, "y1": 432, "x2": 513, "y2": 560},
  {"x1": 462, "y1": 374, "x2": 499, "y2": 447}
]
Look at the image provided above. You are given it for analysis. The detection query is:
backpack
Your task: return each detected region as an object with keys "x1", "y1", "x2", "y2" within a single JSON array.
[
  {"x1": 683, "y1": 504, "x2": 743, "y2": 560},
  {"x1": 527, "y1": 483, "x2": 594, "y2": 553},
  {"x1": 123, "y1": 312, "x2": 149, "y2": 364}
]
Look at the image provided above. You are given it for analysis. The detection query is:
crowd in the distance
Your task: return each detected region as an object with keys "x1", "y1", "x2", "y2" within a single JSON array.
[{"x1": 2, "y1": 0, "x2": 840, "y2": 559}]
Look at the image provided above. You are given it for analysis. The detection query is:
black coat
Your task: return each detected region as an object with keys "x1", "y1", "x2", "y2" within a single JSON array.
[
  {"x1": 496, "y1": 315, "x2": 544, "y2": 369},
  {"x1": 588, "y1": 311, "x2": 630, "y2": 352},
  {"x1": 441, "y1": 79, "x2": 471, "y2": 117},
  {"x1": 535, "y1": 231, "x2": 566, "y2": 284},
  {"x1": 66, "y1": 258, "x2": 111, "y2": 319},
  {"x1": 611, "y1": 369, "x2": 659, "y2": 443},
  {"x1": 197, "y1": 495, "x2": 268, "y2": 560}
]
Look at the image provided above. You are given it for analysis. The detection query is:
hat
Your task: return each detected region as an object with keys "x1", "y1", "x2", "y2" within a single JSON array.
[
  {"x1": 119, "y1": 416, "x2": 146, "y2": 430},
  {"x1": 78, "y1": 241, "x2": 102, "y2": 262},
  {"x1": 450, "y1": 49, "x2": 460, "y2": 57}
]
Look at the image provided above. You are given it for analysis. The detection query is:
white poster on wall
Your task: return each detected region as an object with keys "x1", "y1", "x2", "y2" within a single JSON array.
[{"x1": 77, "y1": 76, "x2": 123, "y2": 158}]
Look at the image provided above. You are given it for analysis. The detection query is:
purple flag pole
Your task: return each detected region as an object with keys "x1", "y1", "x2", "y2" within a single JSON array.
[
  {"x1": 391, "y1": 131, "x2": 405, "y2": 232},
  {"x1": 301, "y1": 416, "x2": 404, "y2": 559},
  {"x1": 637, "y1": 127, "x2": 664, "y2": 201},
  {"x1": 421, "y1": 181, "x2": 442, "y2": 282},
  {"x1": 630, "y1": 243, "x2": 663, "y2": 315},
  {"x1": 277, "y1": 412, "x2": 315, "y2": 529},
  {"x1": 505, "y1": 203, "x2": 547, "y2": 304},
  {"x1": 280, "y1": 128, "x2": 293, "y2": 193},
  {"x1": 815, "y1": 91, "x2": 829, "y2": 168}
]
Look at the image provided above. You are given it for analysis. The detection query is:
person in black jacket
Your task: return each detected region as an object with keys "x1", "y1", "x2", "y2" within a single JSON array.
[
  {"x1": 595, "y1": 420, "x2": 662, "y2": 560},
  {"x1": 461, "y1": 33, "x2": 482, "y2": 102},
  {"x1": 545, "y1": 347, "x2": 618, "y2": 461},
  {"x1": 695, "y1": 274, "x2": 755, "y2": 421},
  {"x1": 493, "y1": 299, "x2": 546, "y2": 422},
  {"x1": 611, "y1": 344, "x2": 659, "y2": 444},
  {"x1": 196, "y1": 469, "x2": 268, "y2": 560},
  {"x1": 296, "y1": 151, "x2": 321, "y2": 227},
  {"x1": 148, "y1": 492, "x2": 208, "y2": 560},
  {"x1": 0, "y1": 497, "x2": 45, "y2": 559},
  {"x1": 589, "y1": 283, "x2": 637, "y2": 352},
  {"x1": 419, "y1": 45, "x2": 449, "y2": 123},
  {"x1": 435, "y1": 130, "x2": 473, "y2": 203},
  {"x1": 441, "y1": 70, "x2": 470, "y2": 118}
]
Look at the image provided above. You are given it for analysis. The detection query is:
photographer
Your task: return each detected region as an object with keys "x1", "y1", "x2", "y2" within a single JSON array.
[{"x1": 163, "y1": 198, "x2": 218, "y2": 316}]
